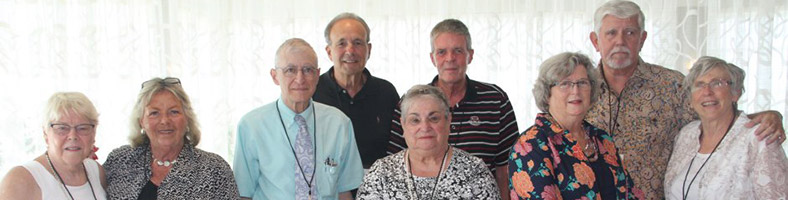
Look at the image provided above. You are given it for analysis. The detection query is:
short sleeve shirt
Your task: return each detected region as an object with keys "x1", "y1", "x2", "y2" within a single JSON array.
[
  {"x1": 585, "y1": 59, "x2": 695, "y2": 199},
  {"x1": 233, "y1": 99, "x2": 364, "y2": 199}
]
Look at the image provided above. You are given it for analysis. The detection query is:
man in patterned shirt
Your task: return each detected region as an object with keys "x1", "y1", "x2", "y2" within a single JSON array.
[
  {"x1": 586, "y1": 1, "x2": 786, "y2": 199},
  {"x1": 387, "y1": 19, "x2": 519, "y2": 199}
]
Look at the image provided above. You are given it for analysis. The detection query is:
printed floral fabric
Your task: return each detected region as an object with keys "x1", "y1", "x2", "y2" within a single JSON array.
[
  {"x1": 508, "y1": 113, "x2": 642, "y2": 200},
  {"x1": 664, "y1": 113, "x2": 788, "y2": 199},
  {"x1": 585, "y1": 59, "x2": 695, "y2": 200}
]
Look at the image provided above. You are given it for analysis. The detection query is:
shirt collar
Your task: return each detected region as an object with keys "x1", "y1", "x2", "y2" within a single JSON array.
[
  {"x1": 428, "y1": 75, "x2": 478, "y2": 104},
  {"x1": 324, "y1": 66, "x2": 374, "y2": 97},
  {"x1": 276, "y1": 97, "x2": 314, "y2": 126},
  {"x1": 597, "y1": 57, "x2": 649, "y2": 89}
]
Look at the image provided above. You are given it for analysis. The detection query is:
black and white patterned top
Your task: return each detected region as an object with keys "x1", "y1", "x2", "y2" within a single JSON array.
[
  {"x1": 104, "y1": 143, "x2": 240, "y2": 199},
  {"x1": 357, "y1": 147, "x2": 501, "y2": 200}
]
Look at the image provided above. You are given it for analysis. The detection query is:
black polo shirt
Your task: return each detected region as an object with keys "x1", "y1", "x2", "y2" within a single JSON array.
[{"x1": 313, "y1": 67, "x2": 400, "y2": 168}]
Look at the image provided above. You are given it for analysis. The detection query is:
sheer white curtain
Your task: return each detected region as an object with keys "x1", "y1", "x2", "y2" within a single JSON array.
[{"x1": 1, "y1": 0, "x2": 786, "y2": 176}]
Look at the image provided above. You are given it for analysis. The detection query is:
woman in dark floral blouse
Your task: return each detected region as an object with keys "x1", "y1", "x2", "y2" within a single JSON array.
[{"x1": 508, "y1": 52, "x2": 641, "y2": 200}]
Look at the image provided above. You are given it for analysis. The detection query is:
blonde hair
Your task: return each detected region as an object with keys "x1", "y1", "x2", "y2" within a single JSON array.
[
  {"x1": 43, "y1": 92, "x2": 99, "y2": 129},
  {"x1": 129, "y1": 77, "x2": 200, "y2": 147}
]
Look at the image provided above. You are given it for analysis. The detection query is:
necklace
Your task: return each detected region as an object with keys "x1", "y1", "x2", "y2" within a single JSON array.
[
  {"x1": 545, "y1": 113, "x2": 598, "y2": 161},
  {"x1": 600, "y1": 66, "x2": 626, "y2": 137},
  {"x1": 276, "y1": 99, "x2": 317, "y2": 199},
  {"x1": 45, "y1": 152, "x2": 98, "y2": 200},
  {"x1": 681, "y1": 112, "x2": 738, "y2": 200},
  {"x1": 581, "y1": 127, "x2": 599, "y2": 162},
  {"x1": 407, "y1": 146, "x2": 450, "y2": 200},
  {"x1": 152, "y1": 156, "x2": 177, "y2": 167}
]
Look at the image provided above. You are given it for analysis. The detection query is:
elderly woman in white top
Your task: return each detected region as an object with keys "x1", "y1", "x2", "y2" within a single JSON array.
[
  {"x1": 664, "y1": 56, "x2": 788, "y2": 199},
  {"x1": 0, "y1": 92, "x2": 107, "y2": 200},
  {"x1": 357, "y1": 85, "x2": 500, "y2": 199}
]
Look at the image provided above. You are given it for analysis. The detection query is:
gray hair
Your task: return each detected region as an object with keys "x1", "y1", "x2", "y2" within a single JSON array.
[
  {"x1": 129, "y1": 77, "x2": 200, "y2": 147},
  {"x1": 593, "y1": 0, "x2": 645, "y2": 34},
  {"x1": 400, "y1": 85, "x2": 451, "y2": 124},
  {"x1": 43, "y1": 92, "x2": 99, "y2": 129},
  {"x1": 324, "y1": 12, "x2": 371, "y2": 45},
  {"x1": 684, "y1": 56, "x2": 745, "y2": 97},
  {"x1": 275, "y1": 38, "x2": 317, "y2": 69},
  {"x1": 430, "y1": 19, "x2": 472, "y2": 53},
  {"x1": 533, "y1": 52, "x2": 601, "y2": 112}
]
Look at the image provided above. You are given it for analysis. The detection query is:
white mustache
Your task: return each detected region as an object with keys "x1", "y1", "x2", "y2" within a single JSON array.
[{"x1": 608, "y1": 46, "x2": 631, "y2": 56}]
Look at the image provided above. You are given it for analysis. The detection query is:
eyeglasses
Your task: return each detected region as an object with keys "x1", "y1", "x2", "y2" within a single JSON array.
[
  {"x1": 277, "y1": 67, "x2": 318, "y2": 78},
  {"x1": 49, "y1": 123, "x2": 96, "y2": 136},
  {"x1": 692, "y1": 79, "x2": 732, "y2": 92},
  {"x1": 551, "y1": 79, "x2": 593, "y2": 91},
  {"x1": 141, "y1": 77, "x2": 181, "y2": 89}
]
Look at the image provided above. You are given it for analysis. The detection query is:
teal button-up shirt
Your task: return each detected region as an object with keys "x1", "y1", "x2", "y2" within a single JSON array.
[{"x1": 234, "y1": 98, "x2": 363, "y2": 199}]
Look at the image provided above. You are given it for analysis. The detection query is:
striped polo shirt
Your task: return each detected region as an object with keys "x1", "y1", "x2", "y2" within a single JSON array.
[{"x1": 387, "y1": 76, "x2": 519, "y2": 171}]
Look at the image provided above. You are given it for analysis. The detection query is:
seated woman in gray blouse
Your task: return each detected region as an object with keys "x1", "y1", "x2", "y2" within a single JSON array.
[{"x1": 357, "y1": 85, "x2": 500, "y2": 199}]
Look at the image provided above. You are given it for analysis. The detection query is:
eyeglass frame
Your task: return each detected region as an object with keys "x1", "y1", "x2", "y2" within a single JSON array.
[
  {"x1": 141, "y1": 77, "x2": 181, "y2": 89},
  {"x1": 550, "y1": 79, "x2": 594, "y2": 91},
  {"x1": 275, "y1": 66, "x2": 319, "y2": 78},
  {"x1": 691, "y1": 79, "x2": 733, "y2": 92},
  {"x1": 48, "y1": 123, "x2": 96, "y2": 136}
]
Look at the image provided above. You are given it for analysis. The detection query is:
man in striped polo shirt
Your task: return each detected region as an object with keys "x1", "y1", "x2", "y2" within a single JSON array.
[{"x1": 387, "y1": 19, "x2": 519, "y2": 199}]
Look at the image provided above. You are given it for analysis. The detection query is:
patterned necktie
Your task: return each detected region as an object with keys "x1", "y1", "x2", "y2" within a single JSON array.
[{"x1": 294, "y1": 115, "x2": 316, "y2": 200}]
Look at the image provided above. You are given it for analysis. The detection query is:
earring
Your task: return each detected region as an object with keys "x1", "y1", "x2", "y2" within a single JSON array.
[{"x1": 140, "y1": 129, "x2": 145, "y2": 135}]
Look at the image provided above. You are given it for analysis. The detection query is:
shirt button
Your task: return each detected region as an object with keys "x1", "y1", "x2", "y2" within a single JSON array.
[
  {"x1": 350, "y1": 101, "x2": 354, "y2": 105},
  {"x1": 342, "y1": 90, "x2": 347, "y2": 94},
  {"x1": 451, "y1": 125, "x2": 456, "y2": 129}
]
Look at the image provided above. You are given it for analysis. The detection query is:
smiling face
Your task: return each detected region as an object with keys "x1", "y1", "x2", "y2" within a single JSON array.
[
  {"x1": 140, "y1": 90, "x2": 188, "y2": 149},
  {"x1": 690, "y1": 66, "x2": 740, "y2": 121},
  {"x1": 548, "y1": 65, "x2": 593, "y2": 119},
  {"x1": 591, "y1": 15, "x2": 647, "y2": 70},
  {"x1": 431, "y1": 32, "x2": 474, "y2": 85},
  {"x1": 326, "y1": 18, "x2": 371, "y2": 76},
  {"x1": 402, "y1": 96, "x2": 451, "y2": 151},
  {"x1": 45, "y1": 111, "x2": 96, "y2": 166}
]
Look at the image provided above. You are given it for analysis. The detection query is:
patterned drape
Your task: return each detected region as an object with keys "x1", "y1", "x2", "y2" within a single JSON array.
[{"x1": 1, "y1": 0, "x2": 786, "y2": 175}]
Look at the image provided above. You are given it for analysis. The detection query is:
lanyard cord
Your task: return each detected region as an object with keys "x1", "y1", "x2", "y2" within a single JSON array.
[
  {"x1": 681, "y1": 112, "x2": 738, "y2": 200},
  {"x1": 407, "y1": 146, "x2": 450, "y2": 200},
  {"x1": 276, "y1": 99, "x2": 317, "y2": 196},
  {"x1": 45, "y1": 152, "x2": 98, "y2": 200}
]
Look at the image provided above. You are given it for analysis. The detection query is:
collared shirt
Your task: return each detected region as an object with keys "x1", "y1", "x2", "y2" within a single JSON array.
[
  {"x1": 508, "y1": 113, "x2": 641, "y2": 200},
  {"x1": 586, "y1": 59, "x2": 695, "y2": 200},
  {"x1": 314, "y1": 67, "x2": 400, "y2": 168},
  {"x1": 388, "y1": 76, "x2": 519, "y2": 171},
  {"x1": 234, "y1": 99, "x2": 364, "y2": 199}
]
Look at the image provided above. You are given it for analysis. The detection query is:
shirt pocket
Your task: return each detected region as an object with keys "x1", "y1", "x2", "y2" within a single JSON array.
[{"x1": 318, "y1": 156, "x2": 341, "y2": 198}]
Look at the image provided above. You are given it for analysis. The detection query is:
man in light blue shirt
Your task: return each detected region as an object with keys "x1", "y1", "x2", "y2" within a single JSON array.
[{"x1": 234, "y1": 38, "x2": 363, "y2": 200}]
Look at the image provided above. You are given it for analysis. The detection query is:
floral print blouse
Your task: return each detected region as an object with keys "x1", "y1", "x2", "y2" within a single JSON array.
[{"x1": 508, "y1": 113, "x2": 642, "y2": 200}]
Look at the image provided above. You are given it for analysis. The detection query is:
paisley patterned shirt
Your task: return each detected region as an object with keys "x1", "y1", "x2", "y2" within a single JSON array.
[
  {"x1": 508, "y1": 113, "x2": 641, "y2": 200},
  {"x1": 357, "y1": 148, "x2": 500, "y2": 200},
  {"x1": 585, "y1": 59, "x2": 695, "y2": 200},
  {"x1": 104, "y1": 143, "x2": 240, "y2": 200}
]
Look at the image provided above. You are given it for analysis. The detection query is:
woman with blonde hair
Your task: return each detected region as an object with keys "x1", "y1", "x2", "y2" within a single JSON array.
[{"x1": 0, "y1": 92, "x2": 107, "y2": 200}]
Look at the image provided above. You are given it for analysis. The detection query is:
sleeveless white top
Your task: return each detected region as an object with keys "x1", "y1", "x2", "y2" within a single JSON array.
[{"x1": 22, "y1": 158, "x2": 107, "y2": 200}]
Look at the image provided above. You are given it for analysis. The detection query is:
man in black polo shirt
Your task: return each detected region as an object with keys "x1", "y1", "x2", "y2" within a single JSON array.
[
  {"x1": 314, "y1": 13, "x2": 399, "y2": 170},
  {"x1": 387, "y1": 19, "x2": 518, "y2": 199}
]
